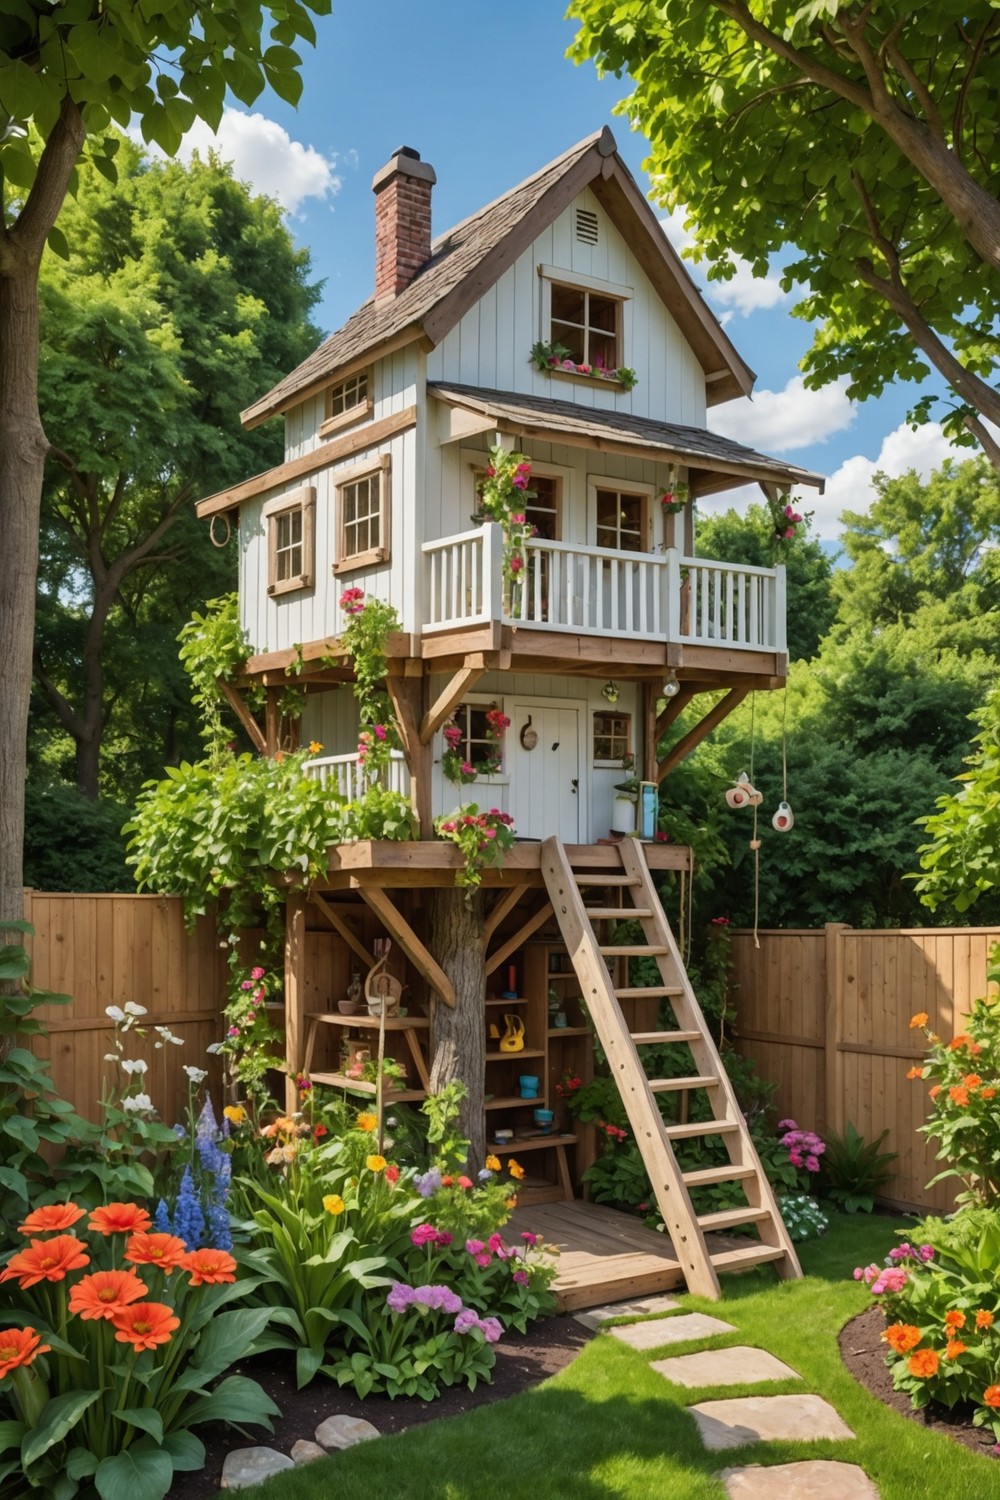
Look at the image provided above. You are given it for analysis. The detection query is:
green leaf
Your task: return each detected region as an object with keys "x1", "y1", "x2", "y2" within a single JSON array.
[
  {"x1": 94, "y1": 1442, "x2": 173, "y2": 1500},
  {"x1": 173, "y1": 1306, "x2": 274, "y2": 1391},
  {"x1": 65, "y1": 1446, "x2": 99, "y2": 1480},
  {"x1": 180, "y1": 1374, "x2": 279, "y2": 1431},
  {"x1": 0, "y1": 1420, "x2": 26, "y2": 1458},
  {"x1": 112, "y1": 1407, "x2": 163, "y2": 1444},
  {"x1": 22, "y1": 1390, "x2": 100, "y2": 1469},
  {"x1": 47, "y1": 225, "x2": 71, "y2": 261},
  {"x1": 160, "y1": 1429, "x2": 205, "y2": 1473}
]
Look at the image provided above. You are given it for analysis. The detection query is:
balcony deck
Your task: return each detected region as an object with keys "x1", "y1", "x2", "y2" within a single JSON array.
[{"x1": 312, "y1": 836, "x2": 690, "y2": 890}]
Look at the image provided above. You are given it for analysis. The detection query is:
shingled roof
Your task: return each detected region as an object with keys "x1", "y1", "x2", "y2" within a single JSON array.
[
  {"x1": 430, "y1": 383, "x2": 824, "y2": 496},
  {"x1": 241, "y1": 128, "x2": 755, "y2": 429}
]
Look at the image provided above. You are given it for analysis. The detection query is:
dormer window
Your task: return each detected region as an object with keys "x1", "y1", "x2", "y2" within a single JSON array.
[
  {"x1": 264, "y1": 486, "x2": 315, "y2": 596},
  {"x1": 320, "y1": 368, "x2": 373, "y2": 437},
  {"x1": 550, "y1": 283, "x2": 620, "y2": 372}
]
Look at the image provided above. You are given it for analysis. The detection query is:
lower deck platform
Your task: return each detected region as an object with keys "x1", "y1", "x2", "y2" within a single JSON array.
[{"x1": 509, "y1": 1199, "x2": 747, "y2": 1312}]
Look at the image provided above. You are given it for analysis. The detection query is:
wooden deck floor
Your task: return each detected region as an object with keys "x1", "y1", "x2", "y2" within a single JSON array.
[{"x1": 509, "y1": 1199, "x2": 739, "y2": 1312}]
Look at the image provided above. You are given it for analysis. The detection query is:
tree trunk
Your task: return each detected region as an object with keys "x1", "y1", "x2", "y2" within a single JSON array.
[
  {"x1": 427, "y1": 888, "x2": 486, "y2": 1169},
  {"x1": 0, "y1": 262, "x2": 48, "y2": 928}
]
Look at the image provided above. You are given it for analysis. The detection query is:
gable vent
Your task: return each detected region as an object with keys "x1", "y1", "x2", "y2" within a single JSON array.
[{"x1": 575, "y1": 208, "x2": 599, "y2": 245}]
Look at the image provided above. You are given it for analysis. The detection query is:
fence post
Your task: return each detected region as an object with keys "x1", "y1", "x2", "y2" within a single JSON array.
[
  {"x1": 824, "y1": 922, "x2": 848, "y2": 1137},
  {"x1": 284, "y1": 893, "x2": 308, "y2": 1113}
]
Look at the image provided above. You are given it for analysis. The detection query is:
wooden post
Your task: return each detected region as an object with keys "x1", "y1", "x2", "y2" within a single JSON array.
[
  {"x1": 264, "y1": 688, "x2": 281, "y2": 757},
  {"x1": 284, "y1": 894, "x2": 307, "y2": 1112},
  {"x1": 824, "y1": 922, "x2": 848, "y2": 1138},
  {"x1": 641, "y1": 683, "x2": 657, "y2": 782}
]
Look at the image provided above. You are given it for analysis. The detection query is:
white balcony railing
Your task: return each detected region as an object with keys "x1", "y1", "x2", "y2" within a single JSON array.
[
  {"x1": 302, "y1": 750, "x2": 410, "y2": 802},
  {"x1": 421, "y1": 523, "x2": 786, "y2": 652}
]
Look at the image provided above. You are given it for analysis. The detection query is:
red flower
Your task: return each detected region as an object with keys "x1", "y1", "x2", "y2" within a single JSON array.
[
  {"x1": 18, "y1": 1202, "x2": 86, "y2": 1236},
  {"x1": 124, "y1": 1232, "x2": 188, "y2": 1274},
  {"x1": 0, "y1": 1235, "x2": 89, "y2": 1287},
  {"x1": 385, "y1": 1164, "x2": 400, "y2": 1185},
  {"x1": 180, "y1": 1248, "x2": 237, "y2": 1286},
  {"x1": 112, "y1": 1302, "x2": 180, "y2": 1351},
  {"x1": 457, "y1": 1176, "x2": 473, "y2": 1189},
  {"x1": 0, "y1": 1327, "x2": 50, "y2": 1378},
  {"x1": 89, "y1": 1203, "x2": 152, "y2": 1237},
  {"x1": 69, "y1": 1269, "x2": 149, "y2": 1321}
]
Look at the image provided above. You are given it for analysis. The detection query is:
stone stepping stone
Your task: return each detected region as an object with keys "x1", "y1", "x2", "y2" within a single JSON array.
[
  {"x1": 689, "y1": 1394, "x2": 855, "y2": 1451},
  {"x1": 574, "y1": 1294, "x2": 680, "y2": 1329},
  {"x1": 652, "y1": 1345, "x2": 800, "y2": 1389},
  {"x1": 221, "y1": 1446, "x2": 295, "y2": 1488},
  {"x1": 291, "y1": 1438, "x2": 328, "y2": 1464},
  {"x1": 315, "y1": 1414, "x2": 381, "y2": 1449},
  {"x1": 608, "y1": 1311, "x2": 735, "y2": 1350},
  {"x1": 719, "y1": 1459, "x2": 879, "y2": 1499}
]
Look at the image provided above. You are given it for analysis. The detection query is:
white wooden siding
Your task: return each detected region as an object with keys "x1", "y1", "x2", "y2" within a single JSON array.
[{"x1": 426, "y1": 186, "x2": 707, "y2": 426}]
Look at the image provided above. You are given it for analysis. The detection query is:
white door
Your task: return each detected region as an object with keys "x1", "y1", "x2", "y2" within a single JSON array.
[{"x1": 508, "y1": 701, "x2": 582, "y2": 842}]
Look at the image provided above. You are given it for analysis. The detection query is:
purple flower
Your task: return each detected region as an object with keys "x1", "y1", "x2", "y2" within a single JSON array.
[
  {"x1": 412, "y1": 1284, "x2": 462, "y2": 1314},
  {"x1": 805, "y1": 1155, "x2": 820, "y2": 1172},
  {"x1": 387, "y1": 1282, "x2": 414, "y2": 1313},
  {"x1": 414, "y1": 1168, "x2": 441, "y2": 1198},
  {"x1": 480, "y1": 1317, "x2": 503, "y2": 1344},
  {"x1": 454, "y1": 1307, "x2": 479, "y2": 1334},
  {"x1": 778, "y1": 1119, "x2": 797, "y2": 1132}
]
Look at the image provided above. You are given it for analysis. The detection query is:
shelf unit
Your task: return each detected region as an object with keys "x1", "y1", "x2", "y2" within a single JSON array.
[{"x1": 302, "y1": 1012, "x2": 431, "y2": 1102}]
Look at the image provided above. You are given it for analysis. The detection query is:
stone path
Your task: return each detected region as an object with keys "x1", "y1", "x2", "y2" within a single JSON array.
[{"x1": 575, "y1": 1295, "x2": 879, "y2": 1498}]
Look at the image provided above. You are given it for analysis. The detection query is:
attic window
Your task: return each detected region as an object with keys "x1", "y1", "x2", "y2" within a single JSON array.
[
  {"x1": 575, "y1": 208, "x2": 599, "y2": 245},
  {"x1": 321, "y1": 368, "x2": 373, "y2": 437},
  {"x1": 550, "y1": 282, "x2": 620, "y2": 372}
]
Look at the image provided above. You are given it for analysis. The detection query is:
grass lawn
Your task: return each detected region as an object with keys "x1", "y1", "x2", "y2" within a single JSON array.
[{"x1": 238, "y1": 1211, "x2": 1000, "y2": 1499}]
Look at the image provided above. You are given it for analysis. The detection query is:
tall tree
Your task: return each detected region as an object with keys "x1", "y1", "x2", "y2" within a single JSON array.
[
  {"x1": 0, "y1": 1, "x2": 329, "y2": 927},
  {"x1": 32, "y1": 137, "x2": 322, "y2": 799},
  {"x1": 570, "y1": 3, "x2": 1000, "y2": 466}
]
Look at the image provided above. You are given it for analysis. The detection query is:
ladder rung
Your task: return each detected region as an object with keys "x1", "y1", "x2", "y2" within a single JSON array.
[
  {"x1": 575, "y1": 874, "x2": 639, "y2": 886},
  {"x1": 663, "y1": 1118, "x2": 739, "y2": 1139},
  {"x1": 631, "y1": 1029, "x2": 700, "y2": 1045},
  {"x1": 599, "y1": 944, "x2": 668, "y2": 957},
  {"x1": 697, "y1": 1207, "x2": 770, "y2": 1232},
  {"x1": 648, "y1": 1075, "x2": 718, "y2": 1093},
  {"x1": 682, "y1": 1164, "x2": 756, "y2": 1187},
  {"x1": 585, "y1": 906, "x2": 654, "y2": 920},
  {"x1": 709, "y1": 1243, "x2": 787, "y2": 1272},
  {"x1": 617, "y1": 986, "x2": 683, "y2": 999}
]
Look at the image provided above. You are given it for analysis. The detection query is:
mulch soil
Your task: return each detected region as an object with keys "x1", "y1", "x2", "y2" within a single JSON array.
[
  {"x1": 173, "y1": 1300, "x2": 1000, "y2": 1495},
  {"x1": 170, "y1": 1314, "x2": 592, "y2": 1497},
  {"x1": 840, "y1": 1304, "x2": 1000, "y2": 1464}
]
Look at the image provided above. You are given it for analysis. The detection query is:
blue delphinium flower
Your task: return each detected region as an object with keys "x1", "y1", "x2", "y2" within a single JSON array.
[
  {"x1": 174, "y1": 1164, "x2": 206, "y2": 1250},
  {"x1": 154, "y1": 1198, "x2": 173, "y2": 1234}
]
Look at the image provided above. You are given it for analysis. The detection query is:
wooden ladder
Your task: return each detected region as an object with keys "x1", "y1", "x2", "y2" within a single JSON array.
[{"x1": 540, "y1": 835, "x2": 802, "y2": 1300}]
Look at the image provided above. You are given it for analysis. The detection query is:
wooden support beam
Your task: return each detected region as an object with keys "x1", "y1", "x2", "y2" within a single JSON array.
[
  {"x1": 218, "y1": 678, "x2": 266, "y2": 754},
  {"x1": 419, "y1": 658, "x2": 487, "y2": 744},
  {"x1": 657, "y1": 686, "x2": 749, "y2": 782},
  {"x1": 483, "y1": 884, "x2": 525, "y2": 943},
  {"x1": 284, "y1": 894, "x2": 307, "y2": 1112},
  {"x1": 485, "y1": 901, "x2": 554, "y2": 977},
  {"x1": 655, "y1": 685, "x2": 697, "y2": 746},
  {"x1": 386, "y1": 672, "x2": 433, "y2": 836},
  {"x1": 355, "y1": 883, "x2": 457, "y2": 1008},
  {"x1": 264, "y1": 688, "x2": 281, "y2": 756},
  {"x1": 309, "y1": 892, "x2": 376, "y2": 970}
]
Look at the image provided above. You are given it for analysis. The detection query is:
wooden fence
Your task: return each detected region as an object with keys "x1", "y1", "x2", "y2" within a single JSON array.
[
  {"x1": 729, "y1": 924, "x2": 1000, "y2": 1213},
  {"x1": 21, "y1": 890, "x2": 229, "y2": 1127}
]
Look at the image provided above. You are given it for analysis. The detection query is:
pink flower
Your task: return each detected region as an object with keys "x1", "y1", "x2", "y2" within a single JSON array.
[
  {"x1": 513, "y1": 1269, "x2": 529, "y2": 1285},
  {"x1": 374, "y1": 724, "x2": 387, "y2": 741},
  {"x1": 509, "y1": 555, "x2": 523, "y2": 573},
  {"x1": 411, "y1": 1223, "x2": 441, "y2": 1247},
  {"x1": 466, "y1": 1239, "x2": 484, "y2": 1255},
  {"x1": 461, "y1": 761, "x2": 476, "y2": 776},
  {"x1": 457, "y1": 1176, "x2": 473, "y2": 1190},
  {"x1": 784, "y1": 527, "x2": 795, "y2": 539},
  {"x1": 561, "y1": 359, "x2": 576, "y2": 370},
  {"x1": 805, "y1": 1155, "x2": 820, "y2": 1172},
  {"x1": 488, "y1": 1233, "x2": 504, "y2": 1253},
  {"x1": 510, "y1": 513, "x2": 526, "y2": 525},
  {"x1": 227, "y1": 1026, "x2": 240, "y2": 1038},
  {"x1": 577, "y1": 363, "x2": 591, "y2": 374},
  {"x1": 871, "y1": 1267, "x2": 908, "y2": 1295},
  {"x1": 240, "y1": 980, "x2": 253, "y2": 991},
  {"x1": 250, "y1": 966, "x2": 265, "y2": 981},
  {"x1": 511, "y1": 474, "x2": 528, "y2": 490},
  {"x1": 520, "y1": 1231, "x2": 538, "y2": 1247},
  {"x1": 475, "y1": 1252, "x2": 492, "y2": 1268}
]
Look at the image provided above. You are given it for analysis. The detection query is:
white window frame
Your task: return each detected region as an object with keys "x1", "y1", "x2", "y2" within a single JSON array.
[
  {"x1": 593, "y1": 710, "x2": 632, "y2": 767},
  {"x1": 320, "y1": 366, "x2": 373, "y2": 438},
  {"x1": 264, "y1": 485, "x2": 315, "y2": 596},
  {"x1": 442, "y1": 695, "x2": 510, "y2": 786},
  {"x1": 332, "y1": 454, "x2": 391, "y2": 574},
  {"x1": 587, "y1": 476, "x2": 655, "y2": 554}
]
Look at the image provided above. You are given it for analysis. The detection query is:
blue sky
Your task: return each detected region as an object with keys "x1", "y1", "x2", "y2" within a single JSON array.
[{"x1": 173, "y1": 0, "x2": 957, "y2": 541}]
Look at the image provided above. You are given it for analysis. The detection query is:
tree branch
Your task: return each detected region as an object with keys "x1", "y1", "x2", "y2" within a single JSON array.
[
  {"x1": 952, "y1": 16, "x2": 1000, "y2": 164},
  {"x1": 10, "y1": 97, "x2": 85, "y2": 266},
  {"x1": 33, "y1": 658, "x2": 86, "y2": 741},
  {"x1": 885, "y1": 41, "x2": 943, "y2": 139}
]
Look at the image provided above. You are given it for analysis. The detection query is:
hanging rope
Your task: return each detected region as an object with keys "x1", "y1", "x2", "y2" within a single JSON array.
[
  {"x1": 209, "y1": 513, "x2": 231, "y2": 548},
  {"x1": 781, "y1": 683, "x2": 789, "y2": 803},
  {"x1": 749, "y1": 691, "x2": 760, "y2": 950}
]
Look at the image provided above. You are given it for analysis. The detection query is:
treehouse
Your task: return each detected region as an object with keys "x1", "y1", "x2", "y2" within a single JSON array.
[{"x1": 196, "y1": 129, "x2": 824, "y2": 1304}]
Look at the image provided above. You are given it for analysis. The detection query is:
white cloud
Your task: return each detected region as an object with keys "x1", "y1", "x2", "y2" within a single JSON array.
[
  {"x1": 709, "y1": 375, "x2": 856, "y2": 454},
  {"x1": 175, "y1": 109, "x2": 341, "y2": 215},
  {"x1": 810, "y1": 421, "x2": 956, "y2": 539},
  {"x1": 660, "y1": 209, "x2": 789, "y2": 319}
]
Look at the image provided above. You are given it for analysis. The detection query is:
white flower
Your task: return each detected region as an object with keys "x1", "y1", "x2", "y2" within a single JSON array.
[
  {"x1": 105, "y1": 1005, "x2": 126, "y2": 1023},
  {"x1": 155, "y1": 1026, "x2": 184, "y2": 1046},
  {"x1": 124, "y1": 1002, "x2": 147, "y2": 1017},
  {"x1": 183, "y1": 1066, "x2": 208, "y2": 1084},
  {"x1": 206, "y1": 1042, "x2": 224, "y2": 1055},
  {"x1": 120, "y1": 1058, "x2": 148, "y2": 1075},
  {"x1": 123, "y1": 1093, "x2": 154, "y2": 1113}
]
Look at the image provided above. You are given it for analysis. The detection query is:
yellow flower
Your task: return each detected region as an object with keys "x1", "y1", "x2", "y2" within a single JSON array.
[
  {"x1": 508, "y1": 1159, "x2": 525, "y2": 1181},
  {"x1": 223, "y1": 1105, "x2": 247, "y2": 1126},
  {"x1": 485, "y1": 1154, "x2": 501, "y2": 1172},
  {"x1": 366, "y1": 1155, "x2": 387, "y2": 1173},
  {"x1": 323, "y1": 1194, "x2": 345, "y2": 1216},
  {"x1": 505, "y1": 1196, "x2": 517, "y2": 1209},
  {"x1": 356, "y1": 1112, "x2": 378, "y2": 1133},
  {"x1": 309, "y1": 740, "x2": 324, "y2": 754}
]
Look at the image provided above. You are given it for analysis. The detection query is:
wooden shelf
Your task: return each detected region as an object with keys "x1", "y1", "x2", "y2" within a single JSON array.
[
  {"x1": 485, "y1": 1048, "x2": 545, "y2": 1062},
  {"x1": 305, "y1": 1012, "x2": 429, "y2": 1030},
  {"x1": 485, "y1": 996, "x2": 526, "y2": 1007},
  {"x1": 308, "y1": 1070, "x2": 426, "y2": 1102},
  {"x1": 493, "y1": 1133, "x2": 577, "y2": 1153},
  {"x1": 548, "y1": 1026, "x2": 589, "y2": 1037},
  {"x1": 485, "y1": 1095, "x2": 540, "y2": 1111}
]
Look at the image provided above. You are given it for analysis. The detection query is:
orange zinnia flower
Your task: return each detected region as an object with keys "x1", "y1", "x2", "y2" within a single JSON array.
[
  {"x1": 906, "y1": 1067, "x2": 923, "y2": 1080},
  {"x1": 945, "y1": 1310, "x2": 966, "y2": 1330},
  {"x1": 949, "y1": 1086, "x2": 970, "y2": 1106},
  {"x1": 0, "y1": 1234, "x2": 89, "y2": 1287},
  {"x1": 984, "y1": 1386, "x2": 1000, "y2": 1408},
  {"x1": 68, "y1": 1269, "x2": 149, "y2": 1321},
  {"x1": 976, "y1": 1310, "x2": 995, "y2": 1330},
  {"x1": 89, "y1": 1203, "x2": 152, "y2": 1236},
  {"x1": 949, "y1": 1034, "x2": 972, "y2": 1050},
  {"x1": 983, "y1": 1087, "x2": 997, "y2": 1100},
  {"x1": 964, "y1": 1074, "x2": 982, "y2": 1089},
  {"x1": 882, "y1": 1323, "x2": 922, "y2": 1354},
  {"x1": 111, "y1": 1302, "x2": 179, "y2": 1351},
  {"x1": 946, "y1": 1340, "x2": 967, "y2": 1359},
  {"x1": 929, "y1": 1085, "x2": 942, "y2": 1099},
  {"x1": 909, "y1": 1013, "x2": 928, "y2": 1029},
  {"x1": 124, "y1": 1232, "x2": 187, "y2": 1274},
  {"x1": 908, "y1": 1348, "x2": 940, "y2": 1378},
  {"x1": 180, "y1": 1248, "x2": 237, "y2": 1286},
  {"x1": 18, "y1": 1202, "x2": 85, "y2": 1236},
  {"x1": 0, "y1": 1327, "x2": 51, "y2": 1378}
]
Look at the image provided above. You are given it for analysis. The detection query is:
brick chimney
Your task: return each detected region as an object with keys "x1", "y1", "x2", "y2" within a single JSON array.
[{"x1": 372, "y1": 146, "x2": 436, "y2": 302}]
